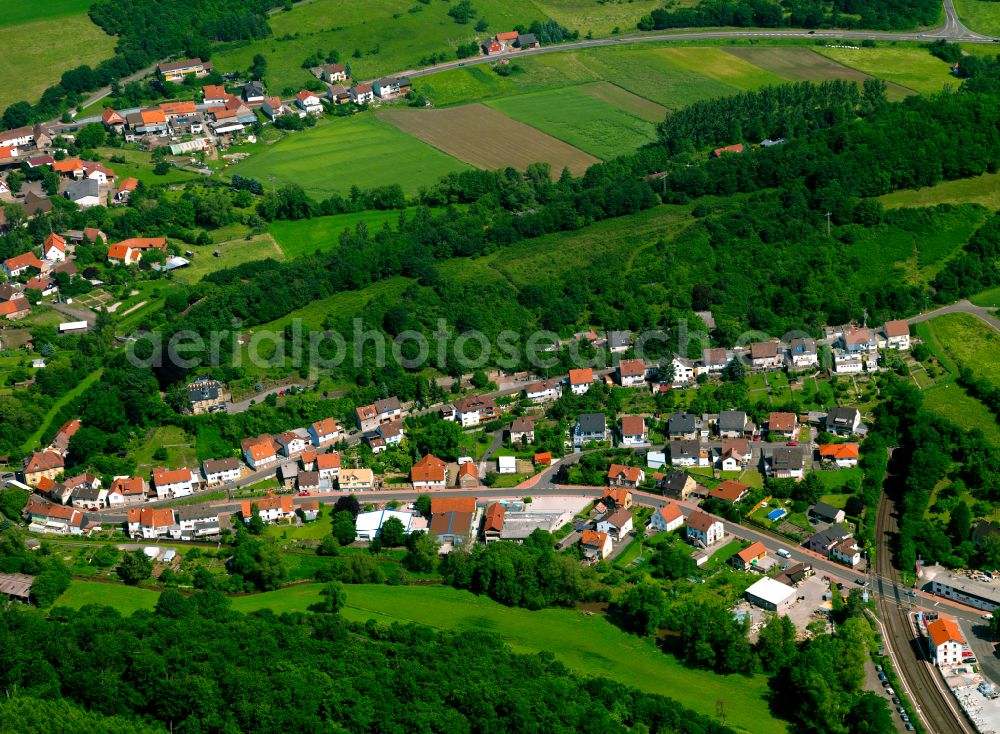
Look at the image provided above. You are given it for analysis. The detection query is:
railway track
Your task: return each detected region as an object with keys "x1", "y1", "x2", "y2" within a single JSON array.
[{"x1": 875, "y1": 490, "x2": 973, "y2": 734}]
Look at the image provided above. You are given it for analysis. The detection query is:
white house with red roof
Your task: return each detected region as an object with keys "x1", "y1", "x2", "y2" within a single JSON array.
[
  {"x1": 686, "y1": 510, "x2": 724, "y2": 547},
  {"x1": 107, "y1": 237, "x2": 167, "y2": 265},
  {"x1": 309, "y1": 417, "x2": 340, "y2": 447},
  {"x1": 3, "y1": 252, "x2": 44, "y2": 278},
  {"x1": 351, "y1": 83, "x2": 374, "y2": 104},
  {"x1": 43, "y1": 233, "x2": 66, "y2": 262},
  {"x1": 101, "y1": 108, "x2": 126, "y2": 132},
  {"x1": 241, "y1": 435, "x2": 279, "y2": 470},
  {"x1": 649, "y1": 502, "x2": 685, "y2": 533},
  {"x1": 926, "y1": 617, "x2": 966, "y2": 667},
  {"x1": 242, "y1": 493, "x2": 295, "y2": 524},
  {"x1": 881, "y1": 320, "x2": 911, "y2": 350},
  {"x1": 126, "y1": 507, "x2": 178, "y2": 539},
  {"x1": 151, "y1": 467, "x2": 199, "y2": 499},
  {"x1": 295, "y1": 90, "x2": 324, "y2": 115},
  {"x1": 25, "y1": 498, "x2": 87, "y2": 535}
]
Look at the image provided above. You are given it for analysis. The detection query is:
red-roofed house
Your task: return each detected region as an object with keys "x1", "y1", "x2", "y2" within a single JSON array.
[
  {"x1": 24, "y1": 449, "x2": 64, "y2": 486},
  {"x1": 309, "y1": 417, "x2": 340, "y2": 447},
  {"x1": 712, "y1": 143, "x2": 744, "y2": 157},
  {"x1": 818, "y1": 443, "x2": 860, "y2": 468},
  {"x1": 580, "y1": 529, "x2": 612, "y2": 561},
  {"x1": 50, "y1": 419, "x2": 81, "y2": 455},
  {"x1": 768, "y1": 411, "x2": 797, "y2": 439},
  {"x1": 620, "y1": 415, "x2": 648, "y2": 446},
  {"x1": 151, "y1": 467, "x2": 199, "y2": 499},
  {"x1": 568, "y1": 367, "x2": 594, "y2": 395},
  {"x1": 882, "y1": 320, "x2": 911, "y2": 350},
  {"x1": 114, "y1": 177, "x2": 138, "y2": 204},
  {"x1": 617, "y1": 359, "x2": 647, "y2": 387},
  {"x1": 109, "y1": 476, "x2": 148, "y2": 505},
  {"x1": 83, "y1": 161, "x2": 116, "y2": 185},
  {"x1": 102, "y1": 108, "x2": 125, "y2": 132},
  {"x1": 649, "y1": 502, "x2": 684, "y2": 533},
  {"x1": 351, "y1": 84, "x2": 374, "y2": 104},
  {"x1": 202, "y1": 85, "x2": 229, "y2": 105},
  {"x1": 3, "y1": 252, "x2": 43, "y2": 278},
  {"x1": 43, "y1": 233, "x2": 66, "y2": 262},
  {"x1": 927, "y1": 618, "x2": 966, "y2": 667},
  {"x1": 52, "y1": 158, "x2": 84, "y2": 178},
  {"x1": 606, "y1": 464, "x2": 644, "y2": 489},
  {"x1": 602, "y1": 487, "x2": 633, "y2": 509},
  {"x1": 457, "y1": 461, "x2": 479, "y2": 488},
  {"x1": 242, "y1": 494, "x2": 295, "y2": 524},
  {"x1": 106, "y1": 237, "x2": 167, "y2": 265},
  {"x1": 295, "y1": 90, "x2": 323, "y2": 114},
  {"x1": 242, "y1": 437, "x2": 278, "y2": 470},
  {"x1": 730, "y1": 540, "x2": 767, "y2": 570},
  {"x1": 412, "y1": 454, "x2": 447, "y2": 490},
  {"x1": 316, "y1": 452, "x2": 341, "y2": 481},
  {"x1": 126, "y1": 507, "x2": 178, "y2": 539},
  {"x1": 708, "y1": 479, "x2": 751, "y2": 505},
  {"x1": 25, "y1": 498, "x2": 86, "y2": 535},
  {"x1": 0, "y1": 298, "x2": 30, "y2": 320},
  {"x1": 686, "y1": 511, "x2": 724, "y2": 546},
  {"x1": 483, "y1": 502, "x2": 505, "y2": 542}
]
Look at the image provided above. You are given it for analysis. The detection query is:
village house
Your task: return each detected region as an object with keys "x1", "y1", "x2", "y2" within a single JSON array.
[
  {"x1": 430, "y1": 496, "x2": 478, "y2": 545},
  {"x1": 273, "y1": 429, "x2": 308, "y2": 457},
  {"x1": 356, "y1": 509, "x2": 425, "y2": 541},
  {"x1": 309, "y1": 417, "x2": 341, "y2": 447},
  {"x1": 340, "y1": 468, "x2": 375, "y2": 491},
  {"x1": 101, "y1": 108, "x2": 126, "y2": 133},
  {"x1": 483, "y1": 502, "x2": 505, "y2": 543},
  {"x1": 177, "y1": 506, "x2": 221, "y2": 539},
  {"x1": 670, "y1": 355, "x2": 698, "y2": 385},
  {"x1": 750, "y1": 341, "x2": 782, "y2": 370},
  {"x1": 319, "y1": 63, "x2": 347, "y2": 83},
  {"x1": 23, "y1": 449, "x2": 63, "y2": 486},
  {"x1": 316, "y1": 452, "x2": 341, "y2": 482},
  {"x1": 573, "y1": 412, "x2": 608, "y2": 447},
  {"x1": 606, "y1": 464, "x2": 644, "y2": 489},
  {"x1": 831, "y1": 538, "x2": 862, "y2": 567},
  {"x1": 300, "y1": 447, "x2": 316, "y2": 471},
  {"x1": 377, "y1": 420, "x2": 404, "y2": 446},
  {"x1": 83, "y1": 162, "x2": 115, "y2": 185},
  {"x1": 524, "y1": 378, "x2": 562, "y2": 403},
  {"x1": 3, "y1": 252, "x2": 44, "y2": 278},
  {"x1": 833, "y1": 352, "x2": 863, "y2": 375},
  {"x1": 766, "y1": 446, "x2": 805, "y2": 480},
  {"x1": 151, "y1": 467, "x2": 199, "y2": 499},
  {"x1": 126, "y1": 507, "x2": 178, "y2": 539},
  {"x1": 927, "y1": 618, "x2": 965, "y2": 668},
  {"x1": 157, "y1": 58, "x2": 211, "y2": 82},
  {"x1": 0, "y1": 297, "x2": 31, "y2": 320},
  {"x1": 279, "y1": 462, "x2": 299, "y2": 489},
  {"x1": 810, "y1": 501, "x2": 846, "y2": 525},
  {"x1": 768, "y1": 412, "x2": 797, "y2": 440},
  {"x1": 597, "y1": 507, "x2": 634, "y2": 542},
  {"x1": 187, "y1": 377, "x2": 228, "y2": 415},
  {"x1": 49, "y1": 419, "x2": 80, "y2": 455},
  {"x1": 455, "y1": 394, "x2": 499, "y2": 427},
  {"x1": 619, "y1": 415, "x2": 648, "y2": 446},
  {"x1": 52, "y1": 158, "x2": 84, "y2": 178},
  {"x1": 602, "y1": 487, "x2": 633, "y2": 510},
  {"x1": 411, "y1": 453, "x2": 447, "y2": 490},
  {"x1": 300, "y1": 500, "x2": 321, "y2": 522},
  {"x1": 617, "y1": 359, "x2": 647, "y2": 387},
  {"x1": 818, "y1": 442, "x2": 860, "y2": 468},
  {"x1": 568, "y1": 367, "x2": 594, "y2": 395},
  {"x1": 716, "y1": 438, "x2": 752, "y2": 470},
  {"x1": 297, "y1": 471, "x2": 320, "y2": 493},
  {"x1": 806, "y1": 523, "x2": 853, "y2": 554},
  {"x1": 607, "y1": 330, "x2": 632, "y2": 353},
  {"x1": 295, "y1": 90, "x2": 324, "y2": 115},
  {"x1": 65, "y1": 179, "x2": 102, "y2": 209},
  {"x1": 882, "y1": 319, "x2": 911, "y2": 350},
  {"x1": 125, "y1": 108, "x2": 168, "y2": 137},
  {"x1": 671, "y1": 439, "x2": 709, "y2": 467},
  {"x1": 262, "y1": 96, "x2": 286, "y2": 119},
  {"x1": 327, "y1": 84, "x2": 352, "y2": 105},
  {"x1": 373, "y1": 76, "x2": 411, "y2": 99},
  {"x1": 114, "y1": 178, "x2": 138, "y2": 204},
  {"x1": 657, "y1": 469, "x2": 697, "y2": 500},
  {"x1": 202, "y1": 457, "x2": 241, "y2": 487},
  {"x1": 718, "y1": 410, "x2": 754, "y2": 439},
  {"x1": 730, "y1": 541, "x2": 767, "y2": 571},
  {"x1": 355, "y1": 397, "x2": 402, "y2": 430},
  {"x1": 63, "y1": 473, "x2": 100, "y2": 495},
  {"x1": 242, "y1": 435, "x2": 279, "y2": 470},
  {"x1": 708, "y1": 479, "x2": 751, "y2": 505},
  {"x1": 842, "y1": 326, "x2": 877, "y2": 355},
  {"x1": 649, "y1": 502, "x2": 685, "y2": 533},
  {"x1": 702, "y1": 347, "x2": 730, "y2": 373},
  {"x1": 509, "y1": 416, "x2": 535, "y2": 444},
  {"x1": 43, "y1": 233, "x2": 66, "y2": 262},
  {"x1": 110, "y1": 476, "x2": 147, "y2": 505},
  {"x1": 242, "y1": 81, "x2": 265, "y2": 103},
  {"x1": 668, "y1": 412, "x2": 699, "y2": 440},
  {"x1": 106, "y1": 237, "x2": 168, "y2": 266},
  {"x1": 712, "y1": 143, "x2": 744, "y2": 157},
  {"x1": 826, "y1": 406, "x2": 862, "y2": 436},
  {"x1": 686, "y1": 511, "x2": 724, "y2": 547},
  {"x1": 580, "y1": 529, "x2": 613, "y2": 562},
  {"x1": 788, "y1": 337, "x2": 818, "y2": 368},
  {"x1": 25, "y1": 499, "x2": 86, "y2": 535},
  {"x1": 242, "y1": 494, "x2": 295, "y2": 525},
  {"x1": 202, "y1": 85, "x2": 229, "y2": 105},
  {"x1": 70, "y1": 485, "x2": 108, "y2": 511},
  {"x1": 351, "y1": 83, "x2": 374, "y2": 104}
]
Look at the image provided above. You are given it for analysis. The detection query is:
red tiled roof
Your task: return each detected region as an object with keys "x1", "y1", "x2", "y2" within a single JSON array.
[
  {"x1": 242, "y1": 493, "x2": 293, "y2": 517},
  {"x1": 620, "y1": 415, "x2": 645, "y2": 436},
  {"x1": 712, "y1": 143, "x2": 744, "y2": 156},
  {"x1": 112, "y1": 477, "x2": 145, "y2": 496},
  {"x1": 202, "y1": 85, "x2": 227, "y2": 99},
  {"x1": 580, "y1": 529, "x2": 608, "y2": 548},
  {"x1": 458, "y1": 462, "x2": 478, "y2": 479},
  {"x1": 484, "y1": 502, "x2": 505, "y2": 532},
  {"x1": 708, "y1": 479, "x2": 750, "y2": 504},
  {"x1": 534, "y1": 451, "x2": 552, "y2": 465},
  {"x1": 118, "y1": 178, "x2": 138, "y2": 192},
  {"x1": 152, "y1": 467, "x2": 193, "y2": 485},
  {"x1": 312, "y1": 417, "x2": 339, "y2": 436},
  {"x1": 606, "y1": 464, "x2": 642, "y2": 484},
  {"x1": 5, "y1": 252, "x2": 44, "y2": 271},
  {"x1": 102, "y1": 108, "x2": 124, "y2": 124},
  {"x1": 769, "y1": 412, "x2": 797, "y2": 432},
  {"x1": 819, "y1": 443, "x2": 860, "y2": 459},
  {"x1": 568, "y1": 367, "x2": 593, "y2": 385},
  {"x1": 26, "y1": 450, "x2": 63, "y2": 473},
  {"x1": 0, "y1": 298, "x2": 29, "y2": 316},
  {"x1": 431, "y1": 496, "x2": 476, "y2": 514},
  {"x1": 736, "y1": 540, "x2": 767, "y2": 563},
  {"x1": 52, "y1": 158, "x2": 83, "y2": 173},
  {"x1": 656, "y1": 502, "x2": 683, "y2": 524},
  {"x1": 927, "y1": 617, "x2": 965, "y2": 647},
  {"x1": 884, "y1": 320, "x2": 909, "y2": 338},
  {"x1": 412, "y1": 454, "x2": 447, "y2": 484},
  {"x1": 127, "y1": 507, "x2": 175, "y2": 527},
  {"x1": 618, "y1": 359, "x2": 646, "y2": 377},
  {"x1": 316, "y1": 452, "x2": 341, "y2": 470}
]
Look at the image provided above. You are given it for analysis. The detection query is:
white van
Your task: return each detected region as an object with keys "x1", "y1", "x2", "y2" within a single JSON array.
[{"x1": 777, "y1": 548, "x2": 791, "y2": 559}]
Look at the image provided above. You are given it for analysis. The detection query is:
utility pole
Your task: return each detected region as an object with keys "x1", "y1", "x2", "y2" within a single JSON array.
[{"x1": 825, "y1": 211, "x2": 833, "y2": 237}]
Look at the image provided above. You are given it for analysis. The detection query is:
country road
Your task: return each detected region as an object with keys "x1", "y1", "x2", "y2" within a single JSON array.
[{"x1": 907, "y1": 299, "x2": 1000, "y2": 332}]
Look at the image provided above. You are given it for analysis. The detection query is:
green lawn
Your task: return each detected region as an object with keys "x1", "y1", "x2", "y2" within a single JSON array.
[
  {"x1": 95, "y1": 147, "x2": 202, "y2": 187},
  {"x1": 923, "y1": 383, "x2": 1000, "y2": 446},
  {"x1": 20, "y1": 368, "x2": 103, "y2": 452},
  {"x1": 954, "y1": 0, "x2": 1000, "y2": 36},
  {"x1": 129, "y1": 426, "x2": 198, "y2": 471},
  {"x1": 971, "y1": 285, "x2": 1000, "y2": 308},
  {"x1": 922, "y1": 312, "x2": 1000, "y2": 383},
  {"x1": 56, "y1": 581, "x2": 161, "y2": 616},
  {"x1": 229, "y1": 114, "x2": 470, "y2": 198},
  {"x1": 1, "y1": 11, "x2": 116, "y2": 111},
  {"x1": 271, "y1": 208, "x2": 419, "y2": 259},
  {"x1": 813, "y1": 47, "x2": 954, "y2": 95},
  {"x1": 878, "y1": 172, "x2": 1000, "y2": 211},
  {"x1": 173, "y1": 234, "x2": 285, "y2": 284},
  {"x1": 486, "y1": 84, "x2": 660, "y2": 159},
  {"x1": 816, "y1": 466, "x2": 863, "y2": 490},
  {"x1": 654, "y1": 46, "x2": 787, "y2": 90},
  {"x1": 266, "y1": 505, "x2": 333, "y2": 540}
]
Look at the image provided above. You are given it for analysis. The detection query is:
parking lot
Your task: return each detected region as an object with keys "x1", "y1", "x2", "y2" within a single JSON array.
[{"x1": 733, "y1": 570, "x2": 832, "y2": 640}]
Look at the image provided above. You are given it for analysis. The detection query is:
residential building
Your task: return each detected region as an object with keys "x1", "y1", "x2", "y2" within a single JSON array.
[
  {"x1": 649, "y1": 502, "x2": 685, "y2": 532},
  {"x1": 3, "y1": 252, "x2": 44, "y2": 278},
  {"x1": 202, "y1": 85, "x2": 229, "y2": 105},
  {"x1": 745, "y1": 577, "x2": 796, "y2": 612},
  {"x1": 351, "y1": 83, "x2": 374, "y2": 104},
  {"x1": 730, "y1": 541, "x2": 767, "y2": 571},
  {"x1": 275, "y1": 429, "x2": 309, "y2": 457},
  {"x1": 202, "y1": 457, "x2": 241, "y2": 487},
  {"x1": 580, "y1": 530, "x2": 612, "y2": 561},
  {"x1": 524, "y1": 378, "x2": 561, "y2": 403},
  {"x1": 668, "y1": 412, "x2": 698, "y2": 440},
  {"x1": 597, "y1": 507, "x2": 633, "y2": 542},
  {"x1": 355, "y1": 403, "x2": 380, "y2": 432},
  {"x1": 23, "y1": 450, "x2": 63, "y2": 486},
  {"x1": 568, "y1": 367, "x2": 594, "y2": 395},
  {"x1": 509, "y1": 416, "x2": 535, "y2": 443},
  {"x1": 619, "y1": 415, "x2": 648, "y2": 446},
  {"x1": 686, "y1": 511, "x2": 724, "y2": 547},
  {"x1": 319, "y1": 63, "x2": 347, "y2": 83},
  {"x1": 65, "y1": 179, "x2": 101, "y2": 208},
  {"x1": 617, "y1": 359, "x2": 647, "y2": 387},
  {"x1": 927, "y1": 618, "x2": 966, "y2": 667},
  {"x1": 717, "y1": 439, "x2": 751, "y2": 469},
  {"x1": 338, "y1": 468, "x2": 374, "y2": 491},
  {"x1": 750, "y1": 341, "x2": 781, "y2": 370},
  {"x1": 516, "y1": 33, "x2": 539, "y2": 48},
  {"x1": 702, "y1": 347, "x2": 729, "y2": 373},
  {"x1": 411, "y1": 454, "x2": 447, "y2": 490},
  {"x1": 49, "y1": 419, "x2": 80, "y2": 456},
  {"x1": 373, "y1": 76, "x2": 411, "y2": 98},
  {"x1": 483, "y1": 503, "x2": 505, "y2": 543},
  {"x1": 670, "y1": 355, "x2": 697, "y2": 384},
  {"x1": 670, "y1": 439, "x2": 709, "y2": 467},
  {"x1": 378, "y1": 420, "x2": 404, "y2": 446},
  {"x1": 300, "y1": 500, "x2": 320, "y2": 522},
  {"x1": 708, "y1": 480, "x2": 751, "y2": 505},
  {"x1": 356, "y1": 509, "x2": 425, "y2": 541},
  {"x1": 826, "y1": 406, "x2": 862, "y2": 436},
  {"x1": 327, "y1": 84, "x2": 351, "y2": 104},
  {"x1": 242, "y1": 81, "x2": 265, "y2": 103},
  {"x1": 788, "y1": 337, "x2": 818, "y2": 368},
  {"x1": 457, "y1": 461, "x2": 479, "y2": 488},
  {"x1": 295, "y1": 90, "x2": 324, "y2": 115},
  {"x1": 157, "y1": 58, "x2": 211, "y2": 82},
  {"x1": 842, "y1": 327, "x2": 877, "y2": 354},
  {"x1": 43, "y1": 233, "x2": 66, "y2": 262},
  {"x1": 0, "y1": 297, "x2": 30, "y2": 320},
  {"x1": 242, "y1": 494, "x2": 295, "y2": 524},
  {"x1": 806, "y1": 523, "x2": 852, "y2": 554},
  {"x1": 657, "y1": 470, "x2": 697, "y2": 500},
  {"x1": 279, "y1": 462, "x2": 299, "y2": 488},
  {"x1": 262, "y1": 96, "x2": 286, "y2": 119},
  {"x1": 126, "y1": 507, "x2": 177, "y2": 539},
  {"x1": 316, "y1": 452, "x2": 341, "y2": 481},
  {"x1": 573, "y1": 412, "x2": 608, "y2": 447},
  {"x1": 187, "y1": 377, "x2": 228, "y2": 414},
  {"x1": 101, "y1": 108, "x2": 126, "y2": 132},
  {"x1": 297, "y1": 471, "x2": 320, "y2": 492},
  {"x1": 241, "y1": 435, "x2": 279, "y2": 470},
  {"x1": 810, "y1": 501, "x2": 846, "y2": 525},
  {"x1": 818, "y1": 442, "x2": 860, "y2": 468},
  {"x1": 602, "y1": 487, "x2": 633, "y2": 510},
  {"x1": 25, "y1": 498, "x2": 87, "y2": 534},
  {"x1": 767, "y1": 447, "x2": 805, "y2": 480},
  {"x1": 110, "y1": 476, "x2": 147, "y2": 505},
  {"x1": 768, "y1": 412, "x2": 797, "y2": 440},
  {"x1": 607, "y1": 330, "x2": 632, "y2": 353},
  {"x1": 882, "y1": 320, "x2": 911, "y2": 350},
  {"x1": 177, "y1": 506, "x2": 220, "y2": 539},
  {"x1": 309, "y1": 417, "x2": 341, "y2": 447},
  {"x1": 831, "y1": 538, "x2": 862, "y2": 567},
  {"x1": 70, "y1": 485, "x2": 107, "y2": 511},
  {"x1": 455, "y1": 394, "x2": 499, "y2": 427},
  {"x1": 718, "y1": 410, "x2": 753, "y2": 439},
  {"x1": 833, "y1": 352, "x2": 863, "y2": 375},
  {"x1": 106, "y1": 237, "x2": 167, "y2": 266},
  {"x1": 712, "y1": 143, "x2": 744, "y2": 157},
  {"x1": 151, "y1": 467, "x2": 199, "y2": 499},
  {"x1": 606, "y1": 464, "x2": 644, "y2": 489}
]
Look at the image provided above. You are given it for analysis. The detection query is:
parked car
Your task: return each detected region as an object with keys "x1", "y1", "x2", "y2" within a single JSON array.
[
  {"x1": 786, "y1": 440, "x2": 798, "y2": 446},
  {"x1": 901, "y1": 715, "x2": 909, "y2": 723},
  {"x1": 905, "y1": 724, "x2": 914, "y2": 731},
  {"x1": 891, "y1": 696, "x2": 900, "y2": 704},
  {"x1": 886, "y1": 688, "x2": 895, "y2": 696}
]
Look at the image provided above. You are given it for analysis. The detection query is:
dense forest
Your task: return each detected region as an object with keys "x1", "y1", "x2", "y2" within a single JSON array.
[
  {"x1": 639, "y1": 0, "x2": 941, "y2": 31},
  {"x1": 0, "y1": 596, "x2": 737, "y2": 734}
]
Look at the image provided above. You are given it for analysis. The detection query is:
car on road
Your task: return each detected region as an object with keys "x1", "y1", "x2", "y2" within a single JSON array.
[
  {"x1": 903, "y1": 590, "x2": 916, "y2": 597},
  {"x1": 856, "y1": 578, "x2": 866, "y2": 585}
]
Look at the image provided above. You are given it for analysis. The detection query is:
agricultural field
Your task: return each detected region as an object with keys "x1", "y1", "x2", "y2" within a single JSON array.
[
  {"x1": 94, "y1": 147, "x2": 201, "y2": 187},
  {"x1": 378, "y1": 104, "x2": 600, "y2": 174},
  {"x1": 533, "y1": 0, "x2": 664, "y2": 35},
  {"x1": 172, "y1": 234, "x2": 286, "y2": 284},
  {"x1": 653, "y1": 46, "x2": 786, "y2": 90},
  {"x1": 722, "y1": 47, "x2": 915, "y2": 101},
  {"x1": 813, "y1": 46, "x2": 957, "y2": 95},
  {"x1": 972, "y1": 286, "x2": 1000, "y2": 308},
  {"x1": 921, "y1": 313, "x2": 1000, "y2": 383},
  {"x1": 0, "y1": 12, "x2": 116, "y2": 111},
  {"x1": 485, "y1": 83, "x2": 662, "y2": 159},
  {"x1": 229, "y1": 114, "x2": 470, "y2": 198},
  {"x1": 954, "y1": 0, "x2": 1000, "y2": 36},
  {"x1": 878, "y1": 172, "x2": 1000, "y2": 210}
]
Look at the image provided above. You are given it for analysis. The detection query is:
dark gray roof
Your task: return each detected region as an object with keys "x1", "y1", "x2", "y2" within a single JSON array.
[
  {"x1": 718, "y1": 410, "x2": 748, "y2": 433},
  {"x1": 608, "y1": 330, "x2": 631, "y2": 348},
  {"x1": 811, "y1": 501, "x2": 842, "y2": 519},
  {"x1": 203, "y1": 457, "x2": 240, "y2": 474},
  {"x1": 65, "y1": 179, "x2": 99, "y2": 202},
  {"x1": 771, "y1": 447, "x2": 804, "y2": 471},
  {"x1": 576, "y1": 413, "x2": 606, "y2": 433},
  {"x1": 671, "y1": 440, "x2": 701, "y2": 458},
  {"x1": 790, "y1": 337, "x2": 816, "y2": 355},
  {"x1": 375, "y1": 396, "x2": 401, "y2": 414},
  {"x1": 668, "y1": 412, "x2": 697, "y2": 434},
  {"x1": 73, "y1": 485, "x2": 103, "y2": 501},
  {"x1": 517, "y1": 33, "x2": 537, "y2": 45},
  {"x1": 809, "y1": 523, "x2": 851, "y2": 546},
  {"x1": 178, "y1": 505, "x2": 218, "y2": 521},
  {"x1": 827, "y1": 406, "x2": 860, "y2": 426},
  {"x1": 659, "y1": 470, "x2": 689, "y2": 491}
]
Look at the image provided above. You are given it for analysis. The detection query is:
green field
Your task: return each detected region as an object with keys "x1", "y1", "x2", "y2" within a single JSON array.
[
  {"x1": 923, "y1": 383, "x2": 1000, "y2": 445},
  {"x1": 229, "y1": 114, "x2": 470, "y2": 198},
  {"x1": 271, "y1": 208, "x2": 417, "y2": 258},
  {"x1": 259, "y1": 275, "x2": 416, "y2": 333},
  {"x1": 173, "y1": 234, "x2": 285, "y2": 284},
  {"x1": 972, "y1": 286, "x2": 1000, "y2": 308},
  {"x1": 486, "y1": 83, "x2": 661, "y2": 159},
  {"x1": 56, "y1": 581, "x2": 784, "y2": 734},
  {"x1": 654, "y1": 46, "x2": 787, "y2": 90},
  {"x1": 814, "y1": 46, "x2": 955, "y2": 95},
  {"x1": 954, "y1": 0, "x2": 1000, "y2": 36},
  {"x1": 20, "y1": 368, "x2": 103, "y2": 452},
  {"x1": 94, "y1": 147, "x2": 202, "y2": 187},
  {"x1": 1, "y1": 13, "x2": 116, "y2": 111},
  {"x1": 129, "y1": 426, "x2": 198, "y2": 471},
  {"x1": 922, "y1": 313, "x2": 1000, "y2": 383},
  {"x1": 878, "y1": 172, "x2": 1000, "y2": 210}
]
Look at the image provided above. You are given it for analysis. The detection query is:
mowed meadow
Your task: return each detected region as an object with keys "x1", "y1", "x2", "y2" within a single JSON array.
[{"x1": 0, "y1": 0, "x2": 117, "y2": 111}]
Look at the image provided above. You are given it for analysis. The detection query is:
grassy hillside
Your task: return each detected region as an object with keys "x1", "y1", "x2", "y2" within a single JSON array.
[
  {"x1": 953, "y1": 0, "x2": 1000, "y2": 36},
  {"x1": 0, "y1": 0, "x2": 95, "y2": 27},
  {"x1": 878, "y1": 172, "x2": 1000, "y2": 210},
  {"x1": 57, "y1": 580, "x2": 785, "y2": 734},
  {"x1": 922, "y1": 312, "x2": 1000, "y2": 383},
  {"x1": 813, "y1": 46, "x2": 956, "y2": 95}
]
